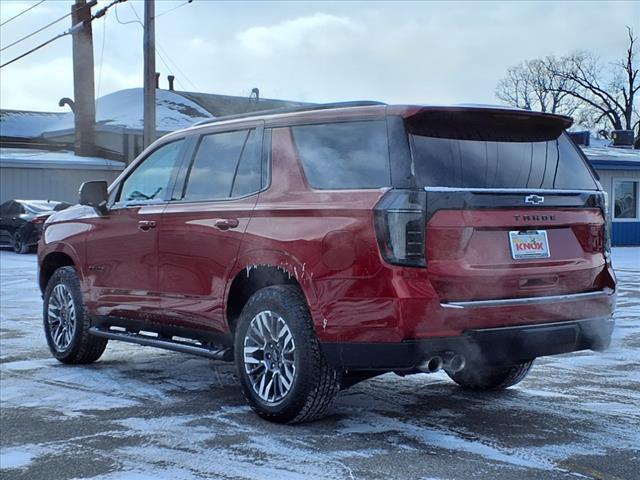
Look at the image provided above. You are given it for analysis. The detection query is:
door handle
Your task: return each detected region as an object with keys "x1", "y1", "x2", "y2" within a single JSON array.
[
  {"x1": 137, "y1": 220, "x2": 157, "y2": 231},
  {"x1": 214, "y1": 218, "x2": 239, "y2": 231}
]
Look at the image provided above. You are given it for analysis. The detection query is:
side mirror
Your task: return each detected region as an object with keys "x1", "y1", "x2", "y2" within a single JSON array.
[{"x1": 79, "y1": 181, "x2": 108, "y2": 215}]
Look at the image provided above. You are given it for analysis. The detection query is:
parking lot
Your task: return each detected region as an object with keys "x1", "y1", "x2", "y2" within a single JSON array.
[{"x1": 1, "y1": 248, "x2": 638, "y2": 480}]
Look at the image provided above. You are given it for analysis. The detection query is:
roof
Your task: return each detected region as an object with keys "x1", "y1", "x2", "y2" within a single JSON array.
[
  {"x1": 581, "y1": 146, "x2": 640, "y2": 171},
  {"x1": 40, "y1": 88, "x2": 214, "y2": 137},
  {"x1": 176, "y1": 91, "x2": 314, "y2": 118},
  {"x1": 176, "y1": 102, "x2": 575, "y2": 138},
  {"x1": 0, "y1": 148, "x2": 126, "y2": 170},
  {"x1": 0, "y1": 110, "x2": 67, "y2": 138}
]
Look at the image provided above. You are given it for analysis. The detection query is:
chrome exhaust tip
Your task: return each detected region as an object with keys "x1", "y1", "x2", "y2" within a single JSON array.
[
  {"x1": 446, "y1": 354, "x2": 466, "y2": 373},
  {"x1": 419, "y1": 356, "x2": 443, "y2": 373}
]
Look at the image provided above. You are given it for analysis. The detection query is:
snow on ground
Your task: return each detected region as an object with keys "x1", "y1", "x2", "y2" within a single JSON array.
[{"x1": 0, "y1": 249, "x2": 639, "y2": 479}]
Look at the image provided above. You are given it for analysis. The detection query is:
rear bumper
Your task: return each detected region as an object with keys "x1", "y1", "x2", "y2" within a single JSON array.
[
  {"x1": 440, "y1": 288, "x2": 613, "y2": 309},
  {"x1": 320, "y1": 316, "x2": 614, "y2": 371}
]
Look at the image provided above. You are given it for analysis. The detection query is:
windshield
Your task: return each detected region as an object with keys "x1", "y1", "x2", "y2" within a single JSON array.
[
  {"x1": 23, "y1": 201, "x2": 58, "y2": 213},
  {"x1": 409, "y1": 132, "x2": 598, "y2": 190}
]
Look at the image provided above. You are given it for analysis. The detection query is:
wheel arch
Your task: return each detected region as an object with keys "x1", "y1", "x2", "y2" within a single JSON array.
[
  {"x1": 39, "y1": 248, "x2": 80, "y2": 294},
  {"x1": 225, "y1": 250, "x2": 318, "y2": 334}
]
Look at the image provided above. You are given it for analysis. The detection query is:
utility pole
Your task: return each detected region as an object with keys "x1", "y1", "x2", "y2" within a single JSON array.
[
  {"x1": 71, "y1": 0, "x2": 96, "y2": 156},
  {"x1": 143, "y1": 0, "x2": 156, "y2": 148}
]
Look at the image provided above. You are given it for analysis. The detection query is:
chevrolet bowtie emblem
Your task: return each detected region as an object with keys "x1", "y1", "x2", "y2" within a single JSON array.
[{"x1": 525, "y1": 194, "x2": 545, "y2": 205}]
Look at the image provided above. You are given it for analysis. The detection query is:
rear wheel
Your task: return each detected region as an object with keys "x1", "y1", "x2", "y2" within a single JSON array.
[
  {"x1": 43, "y1": 266, "x2": 108, "y2": 364},
  {"x1": 234, "y1": 285, "x2": 341, "y2": 423},
  {"x1": 12, "y1": 232, "x2": 29, "y2": 254},
  {"x1": 446, "y1": 360, "x2": 534, "y2": 391}
]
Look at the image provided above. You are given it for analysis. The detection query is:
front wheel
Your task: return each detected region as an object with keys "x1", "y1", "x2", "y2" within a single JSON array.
[
  {"x1": 43, "y1": 266, "x2": 108, "y2": 364},
  {"x1": 12, "y1": 231, "x2": 29, "y2": 254},
  {"x1": 234, "y1": 285, "x2": 341, "y2": 423},
  {"x1": 446, "y1": 360, "x2": 534, "y2": 391}
]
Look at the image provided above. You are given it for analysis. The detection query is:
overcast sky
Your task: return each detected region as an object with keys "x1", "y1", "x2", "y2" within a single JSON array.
[{"x1": 0, "y1": 0, "x2": 638, "y2": 112}]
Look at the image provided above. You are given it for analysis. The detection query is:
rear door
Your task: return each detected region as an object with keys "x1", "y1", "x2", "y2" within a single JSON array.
[
  {"x1": 405, "y1": 109, "x2": 611, "y2": 303},
  {"x1": 157, "y1": 123, "x2": 264, "y2": 333}
]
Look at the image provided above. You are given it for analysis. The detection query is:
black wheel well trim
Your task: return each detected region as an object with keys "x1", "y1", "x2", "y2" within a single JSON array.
[
  {"x1": 39, "y1": 251, "x2": 76, "y2": 293},
  {"x1": 226, "y1": 263, "x2": 306, "y2": 332}
]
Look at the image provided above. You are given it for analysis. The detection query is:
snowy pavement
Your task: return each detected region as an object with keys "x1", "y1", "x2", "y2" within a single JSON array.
[{"x1": 1, "y1": 249, "x2": 639, "y2": 480}]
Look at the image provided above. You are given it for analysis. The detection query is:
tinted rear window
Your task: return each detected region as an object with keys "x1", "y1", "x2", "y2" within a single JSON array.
[
  {"x1": 409, "y1": 133, "x2": 597, "y2": 190},
  {"x1": 292, "y1": 121, "x2": 390, "y2": 189}
]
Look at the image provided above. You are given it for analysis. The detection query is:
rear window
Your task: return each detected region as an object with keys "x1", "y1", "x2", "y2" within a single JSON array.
[
  {"x1": 410, "y1": 133, "x2": 597, "y2": 190},
  {"x1": 406, "y1": 111, "x2": 598, "y2": 190},
  {"x1": 292, "y1": 121, "x2": 390, "y2": 189}
]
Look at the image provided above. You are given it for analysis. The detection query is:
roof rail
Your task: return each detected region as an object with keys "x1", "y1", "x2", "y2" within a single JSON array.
[{"x1": 193, "y1": 100, "x2": 386, "y2": 126}]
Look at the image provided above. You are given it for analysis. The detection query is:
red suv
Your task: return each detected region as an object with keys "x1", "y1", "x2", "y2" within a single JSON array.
[{"x1": 38, "y1": 103, "x2": 616, "y2": 423}]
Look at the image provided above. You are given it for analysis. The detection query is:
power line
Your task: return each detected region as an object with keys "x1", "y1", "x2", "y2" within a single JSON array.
[
  {"x1": 114, "y1": 2, "x2": 138, "y2": 25},
  {"x1": 0, "y1": 0, "x2": 98, "y2": 52},
  {"x1": 96, "y1": 8, "x2": 107, "y2": 98},
  {"x1": 127, "y1": 2, "x2": 198, "y2": 91},
  {"x1": 154, "y1": 0, "x2": 193, "y2": 20},
  {"x1": 0, "y1": 10, "x2": 72, "y2": 52},
  {"x1": 0, "y1": 0, "x2": 46, "y2": 28},
  {"x1": 0, "y1": 30, "x2": 68, "y2": 69},
  {"x1": 0, "y1": 0, "x2": 123, "y2": 69},
  {"x1": 157, "y1": 43, "x2": 198, "y2": 90}
]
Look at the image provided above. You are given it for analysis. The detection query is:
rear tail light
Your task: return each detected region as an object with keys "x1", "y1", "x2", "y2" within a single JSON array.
[
  {"x1": 374, "y1": 189, "x2": 427, "y2": 267},
  {"x1": 594, "y1": 192, "x2": 612, "y2": 259},
  {"x1": 573, "y1": 224, "x2": 605, "y2": 253}
]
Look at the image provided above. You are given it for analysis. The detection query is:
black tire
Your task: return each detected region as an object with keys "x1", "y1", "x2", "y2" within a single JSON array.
[
  {"x1": 446, "y1": 360, "x2": 534, "y2": 391},
  {"x1": 43, "y1": 266, "x2": 108, "y2": 364},
  {"x1": 234, "y1": 285, "x2": 341, "y2": 424},
  {"x1": 12, "y1": 231, "x2": 29, "y2": 254}
]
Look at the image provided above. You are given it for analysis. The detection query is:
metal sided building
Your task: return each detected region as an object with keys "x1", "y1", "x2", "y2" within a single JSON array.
[
  {"x1": 0, "y1": 148, "x2": 124, "y2": 204},
  {"x1": 582, "y1": 146, "x2": 640, "y2": 246}
]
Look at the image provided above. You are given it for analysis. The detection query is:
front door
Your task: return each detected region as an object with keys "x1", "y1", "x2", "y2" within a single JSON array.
[
  {"x1": 84, "y1": 139, "x2": 186, "y2": 320},
  {"x1": 157, "y1": 124, "x2": 264, "y2": 333}
]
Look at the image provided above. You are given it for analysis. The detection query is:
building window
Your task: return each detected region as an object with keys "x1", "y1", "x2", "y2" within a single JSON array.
[{"x1": 613, "y1": 180, "x2": 638, "y2": 220}]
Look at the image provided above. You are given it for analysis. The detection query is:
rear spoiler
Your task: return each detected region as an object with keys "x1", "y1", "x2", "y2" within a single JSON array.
[{"x1": 401, "y1": 106, "x2": 573, "y2": 142}]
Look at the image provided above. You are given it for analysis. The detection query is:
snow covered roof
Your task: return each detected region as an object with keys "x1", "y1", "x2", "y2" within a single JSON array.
[
  {"x1": 0, "y1": 148, "x2": 125, "y2": 170},
  {"x1": 40, "y1": 88, "x2": 214, "y2": 137},
  {"x1": 581, "y1": 145, "x2": 640, "y2": 171},
  {"x1": 0, "y1": 110, "x2": 66, "y2": 138}
]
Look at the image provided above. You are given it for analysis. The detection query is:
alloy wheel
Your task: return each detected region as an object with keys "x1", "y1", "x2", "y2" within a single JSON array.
[
  {"x1": 47, "y1": 284, "x2": 77, "y2": 351},
  {"x1": 243, "y1": 310, "x2": 296, "y2": 403}
]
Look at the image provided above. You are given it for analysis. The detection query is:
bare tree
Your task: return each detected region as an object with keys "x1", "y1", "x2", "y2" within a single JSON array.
[
  {"x1": 496, "y1": 27, "x2": 639, "y2": 136},
  {"x1": 548, "y1": 27, "x2": 638, "y2": 134},
  {"x1": 496, "y1": 58, "x2": 579, "y2": 115}
]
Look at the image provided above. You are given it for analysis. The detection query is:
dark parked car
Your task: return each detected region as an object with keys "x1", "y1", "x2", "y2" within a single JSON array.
[
  {"x1": 38, "y1": 102, "x2": 616, "y2": 423},
  {"x1": 0, "y1": 200, "x2": 70, "y2": 253}
]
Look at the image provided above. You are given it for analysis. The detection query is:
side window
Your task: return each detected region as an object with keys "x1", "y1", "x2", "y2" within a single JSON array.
[
  {"x1": 183, "y1": 128, "x2": 261, "y2": 201},
  {"x1": 0, "y1": 201, "x2": 10, "y2": 215},
  {"x1": 291, "y1": 121, "x2": 390, "y2": 189},
  {"x1": 118, "y1": 140, "x2": 184, "y2": 203},
  {"x1": 614, "y1": 180, "x2": 639, "y2": 219},
  {"x1": 232, "y1": 129, "x2": 261, "y2": 197}
]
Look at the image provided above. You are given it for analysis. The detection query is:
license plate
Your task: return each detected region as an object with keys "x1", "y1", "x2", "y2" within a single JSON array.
[{"x1": 509, "y1": 230, "x2": 550, "y2": 260}]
